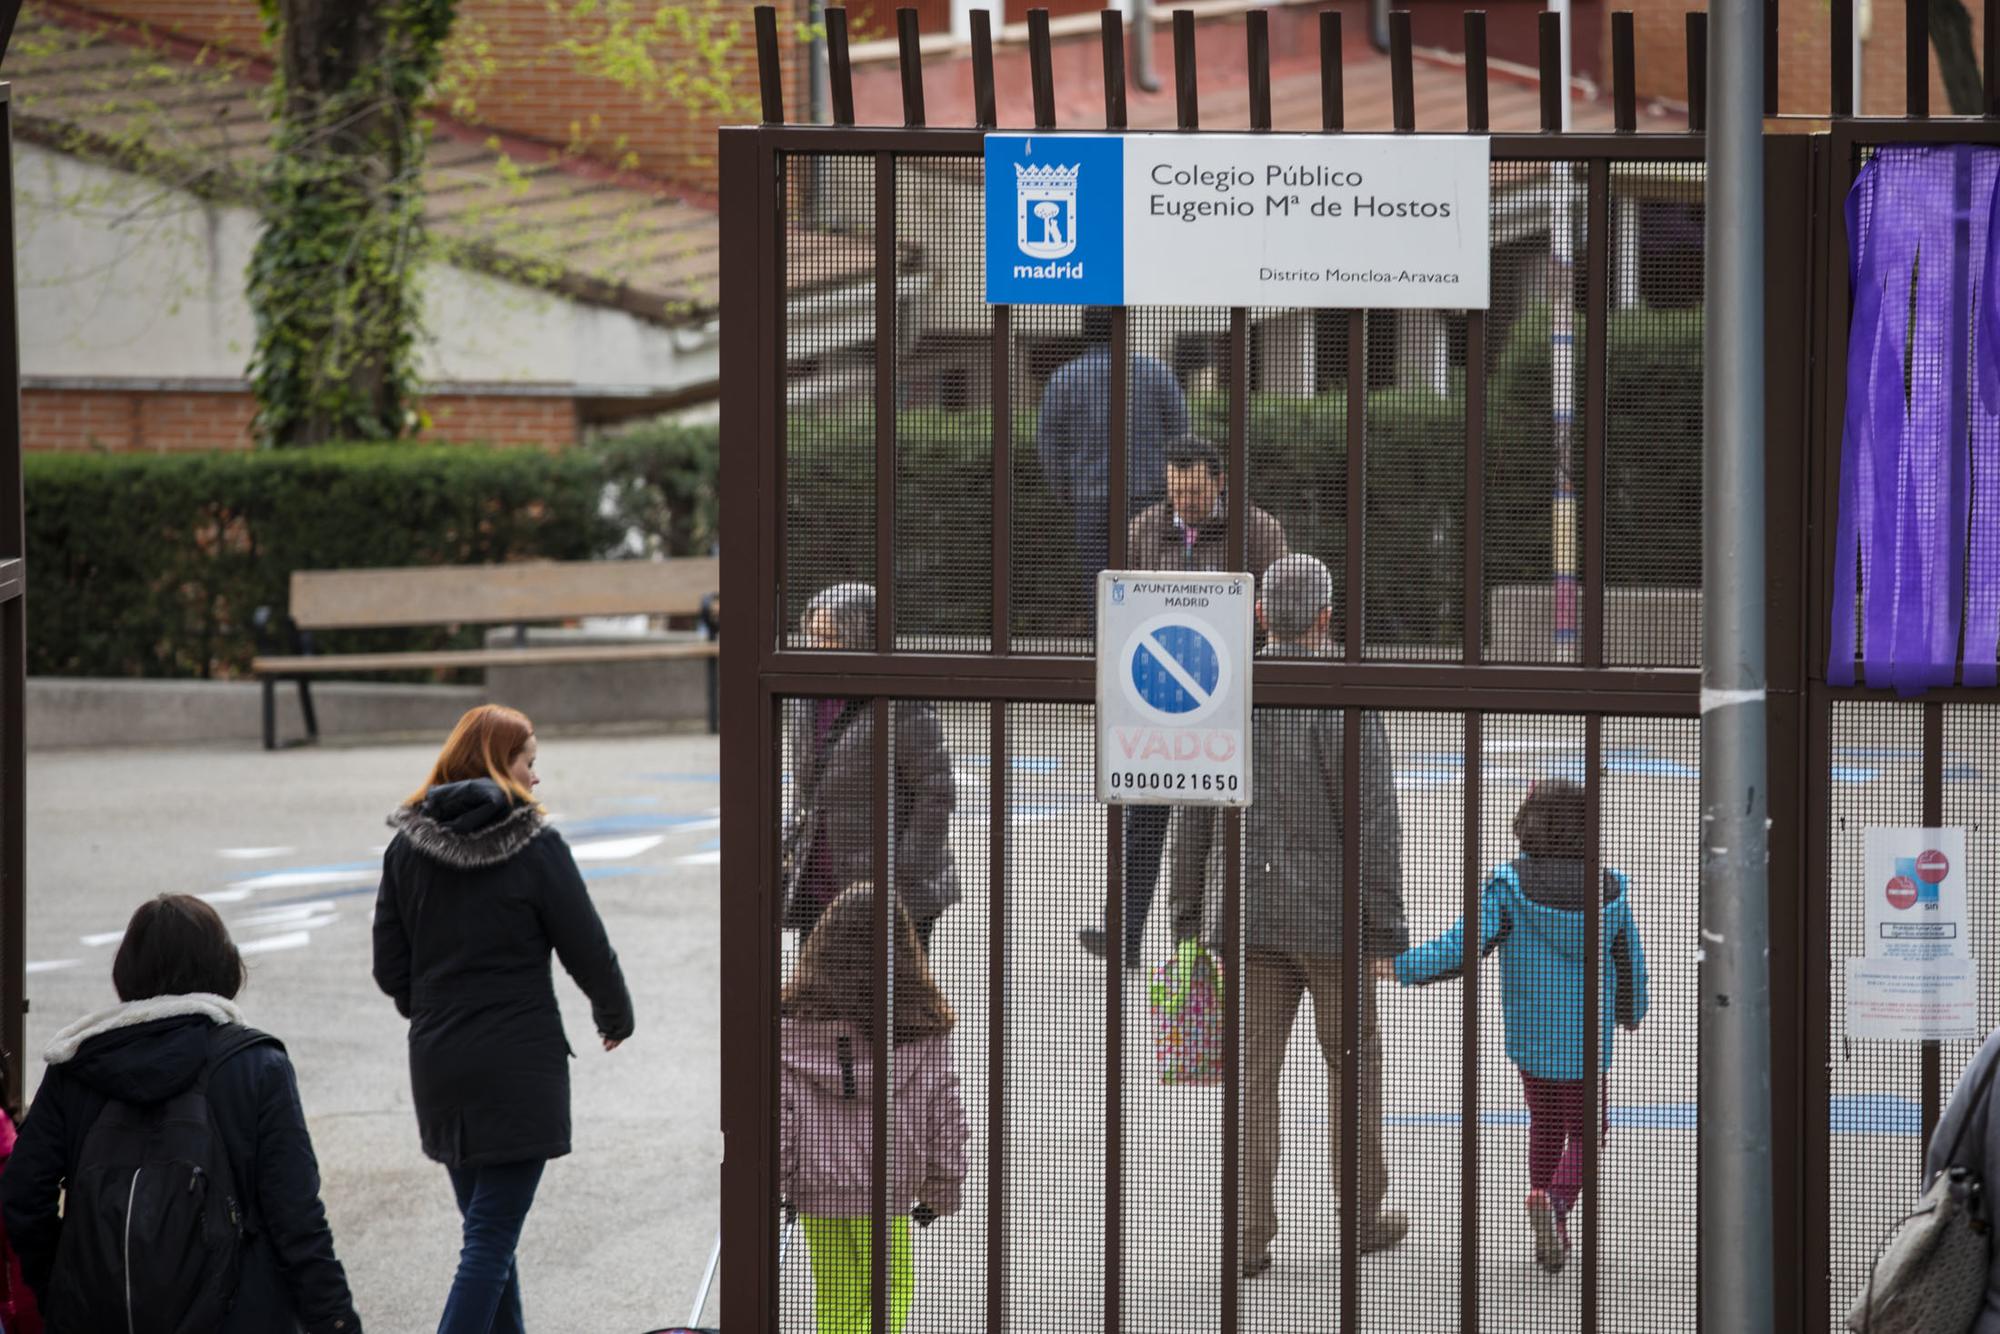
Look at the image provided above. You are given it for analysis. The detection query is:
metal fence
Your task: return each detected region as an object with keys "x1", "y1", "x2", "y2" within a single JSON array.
[{"x1": 719, "y1": 6, "x2": 2000, "y2": 1330}]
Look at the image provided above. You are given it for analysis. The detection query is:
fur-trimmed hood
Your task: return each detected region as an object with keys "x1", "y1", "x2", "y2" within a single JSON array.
[
  {"x1": 45, "y1": 992, "x2": 245, "y2": 1065},
  {"x1": 389, "y1": 777, "x2": 546, "y2": 869}
]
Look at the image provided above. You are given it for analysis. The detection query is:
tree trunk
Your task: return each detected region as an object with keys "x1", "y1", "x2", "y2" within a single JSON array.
[
  {"x1": 1932, "y1": 0, "x2": 1985, "y2": 116},
  {"x1": 250, "y1": 0, "x2": 432, "y2": 446}
]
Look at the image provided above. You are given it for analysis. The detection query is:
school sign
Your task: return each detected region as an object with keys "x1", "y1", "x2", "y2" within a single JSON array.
[{"x1": 983, "y1": 132, "x2": 1492, "y2": 309}]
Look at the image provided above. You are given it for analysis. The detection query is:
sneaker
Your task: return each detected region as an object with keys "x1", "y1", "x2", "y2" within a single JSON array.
[
  {"x1": 1526, "y1": 1189, "x2": 1567, "y2": 1273},
  {"x1": 1240, "y1": 1252, "x2": 1272, "y2": 1279},
  {"x1": 1356, "y1": 1209, "x2": 1409, "y2": 1255}
]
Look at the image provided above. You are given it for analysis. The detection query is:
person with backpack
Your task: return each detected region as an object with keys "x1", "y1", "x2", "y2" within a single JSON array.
[
  {"x1": 1394, "y1": 779, "x2": 1649, "y2": 1274},
  {"x1": 780, "y1": 883, "x2": 967, "y2": 1334},
  {"x1": 375, "y1": 704, "x2": 634, "y2": 1334},
  {"x1": 0, "y1": 894, "x2": 360, "y2": 1333}
]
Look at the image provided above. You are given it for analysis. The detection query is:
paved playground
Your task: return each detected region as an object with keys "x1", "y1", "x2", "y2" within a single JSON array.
[{"x1": 18, "y1": 713, "x2": 1969, "y2": 1331}]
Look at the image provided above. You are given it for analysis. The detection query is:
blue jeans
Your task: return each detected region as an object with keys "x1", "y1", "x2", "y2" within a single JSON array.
[{"x1": 440, "y1": 1159, "x2": 546, "y2": 1334}]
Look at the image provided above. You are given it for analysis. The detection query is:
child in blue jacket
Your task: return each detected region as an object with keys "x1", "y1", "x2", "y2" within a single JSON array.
[{"x1": 1395, "y1": 779, "x2": 1648, "y2": 1273}]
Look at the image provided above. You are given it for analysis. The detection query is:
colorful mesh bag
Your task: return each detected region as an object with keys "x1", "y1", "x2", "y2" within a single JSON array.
[{"x1": 1149, "y1": 940, "x2": 1225, "y2": 1086}]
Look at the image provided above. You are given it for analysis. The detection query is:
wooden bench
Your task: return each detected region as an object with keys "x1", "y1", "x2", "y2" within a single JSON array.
[{"x1": 251, "y1": 559, "x2": 720, "y2": 750}]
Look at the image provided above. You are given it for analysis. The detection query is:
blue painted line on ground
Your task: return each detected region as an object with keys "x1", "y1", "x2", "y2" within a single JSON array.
[
  {"x1": 1831, "y1": 766, "x2": 1880, "y2": 785},
  {"x1": 1945, "y1": 764, "x2": 1984, "y2": 783},
  {"x1": 961, "y1": 755, "x2": 1064, "y2": 774},
  {"x1": 697, "y1": 837, "x2": 720, "y2": 851},
  {"x1": 560, "y1": 813, "x2": 718, "y2": 836},
  {"x1": 1605, "y1": 756, "x2": 1699, "y2": 779},
  {"x1": 1382, "y1": 1096, "x2": 1917, "y2": 1136},
  {"x1": 263, "y1": 884, "x2": 379, "y2": 909},
  {"x1": 1837, "y1": 747, "x2": 1923, "y2": 761},
  {"x1": 239, "y1": 859, "x2": 379, "y2": 878},
  {"x1": 581, "y1": 866, "x2": 653, "y2": 881}
]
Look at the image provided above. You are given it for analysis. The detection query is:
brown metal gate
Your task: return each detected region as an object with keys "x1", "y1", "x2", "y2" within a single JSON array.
[
  {"x1": 719, "y1": 6, "x2": 2000, "y2": 1330},
  {"x1": 1, "y1": 22, "x2": 33, "y2": 1126}
]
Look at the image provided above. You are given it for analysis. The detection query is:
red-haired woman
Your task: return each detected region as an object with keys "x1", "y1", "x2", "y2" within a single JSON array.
[{"x1": 374, "y1": 705, "x2": 634, "y2": 1334}]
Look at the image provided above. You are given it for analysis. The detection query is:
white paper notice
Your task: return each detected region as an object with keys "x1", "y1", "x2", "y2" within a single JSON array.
[
  {"x1": 1863, "y1": 826, "x2": 1970, "y2": 961},
  {"x1": 1846, "y1": 956, "x2": 1982, "y2": 1041}
]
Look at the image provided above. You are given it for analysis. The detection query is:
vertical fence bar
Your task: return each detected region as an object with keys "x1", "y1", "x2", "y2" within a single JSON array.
[
  {"x1": 1104, "y1": 298, "x2": 1128, "y2": 1334},
  {"x1": 1465, "y1": 11, "x2": 1490, "y2": 134},
  {"x1": 876, "y1": 155, "x2": 897, "y2": 655},
  {"x1": 756, "y1": 6, "x2": 784, "y2": 124},
  {"x1": 1029, "y1": 9, "x2": 1056, "y2": 128},
  {"x1": 1223, "y1": 305, "x2": 1250, "y2": 1333},
  {"x1": 1908, "y1": 0, "x2": 1930, "y2": 117},
  {"x1": 870, "y1": 696, "x2": 891, "y2": 1334},
  {"x1": 971, "y1": 8, "x2": 995, "y2": 127},
  {"x1": 1922, "y1": 701, "x2": 1945, "y2": 1155},
  {"x1": 1687, "y1": 13, "x2": 1708, "y2": 132},
  {"x1": 1174, "y1": 9, "x2": 1199, "y2": 129},
  {"x1": 897, "y1": 8, "x2": 926, "y2": 126},
  {"x1": 1832, "y1": 0, "x2": 1855, "y2": 117},
  {"x1": 1345, "y1": 308, "x2": 1364, "y2": 659},
  {"x1": 986, "y1": 701, "x2": 1007, "y2": 1328},
  {"x1": 1103, "y1": 11, "x2": 1128, "y2": 130},
  {"x1": 1320, "y1": 10, "x2": 1344, "y2": 131},
  {"x1": 1583, "y1": 160, "x2": 1609, "y2": 670},
  {"x1": 1247, "y1": 9, "x2": 1271, "y2": 131},
  {"x1": 1339, "y1": 707, "x2": 1362, "y2": 1334},
  {"x1": 1464, "y1": 12, "x2": 1487, "y2": 668},
  {"x1": 1390, "y1": 9, "x2": 1416, "y2": 131},
  {"x1": 993, "y1": 307, "x2": 1012, "y2": 654},
  {"x1": 827, "y1": 7, "x2": 856, "y2": 125},
  {"x1": 1582, "y1": 712, "x2": 1603, "y2": 1334},
  {"x1": 1460, "y1": 710, "x2": 1483, "y2": 1332},
  {"x1": 1764, "y1": 0, "x2": 1780, "y2": 114},
  {"x1": 1988, "y1": 0, "x2": 2000, "y2": 116},
  {"x1": 1540, "y1": 11, "x2": 1563, "y2": 132},
  {"x1": 1612, "y1": 11, "x2": 1636, "y2": 132}
]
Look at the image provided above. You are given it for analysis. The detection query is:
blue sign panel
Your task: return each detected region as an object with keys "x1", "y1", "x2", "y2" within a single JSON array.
[
  {"x1": 1129, "y1": 623, "x2": 1222, "y2": 717},
  {"x1": 983, "y1": 134, "x2": 1124, "y2": 306}
]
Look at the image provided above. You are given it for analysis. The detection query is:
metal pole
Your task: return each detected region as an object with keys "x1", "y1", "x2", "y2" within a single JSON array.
[
  {"x1": 1132, "y1": 0, "x2": 1160, "y2": 93},
  {"x1": 1551, "y1": 0, "x2": 1573, "y2": 129},
  {"x1": 1700, "y1": 0, "x2": 1774, "y2": 1328}
]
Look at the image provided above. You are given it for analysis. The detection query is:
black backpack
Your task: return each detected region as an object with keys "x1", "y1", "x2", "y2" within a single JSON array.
[{"x1": 44, "y1": 1024, "x2": 279, "y2": 1334}]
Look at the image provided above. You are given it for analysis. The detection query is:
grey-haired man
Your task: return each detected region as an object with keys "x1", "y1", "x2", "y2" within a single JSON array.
[{"x1": 1169, "y1": 553, "x2": 1411, "y2": 1273}]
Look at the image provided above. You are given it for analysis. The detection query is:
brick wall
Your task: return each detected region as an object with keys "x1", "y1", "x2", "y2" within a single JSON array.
[
  {"x1": 1624, "y1": 0, "x2": 1977, "y2": 118},
  {"x1": 70, "y1": 0, "x2": 789, "y2": 195},
  {"x1": 24, "y1": 388, "x2": 581, "y2": 452}
]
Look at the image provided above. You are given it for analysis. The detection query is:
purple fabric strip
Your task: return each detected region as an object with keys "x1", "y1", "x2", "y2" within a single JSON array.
[{"x1": 1835, "y1": 145, "x2": 2000, "y2": 693}]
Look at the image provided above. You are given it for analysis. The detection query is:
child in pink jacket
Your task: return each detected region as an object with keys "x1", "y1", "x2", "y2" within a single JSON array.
[{"x1": 781, "y1": 884, "x2": 967, "y2": 1334}]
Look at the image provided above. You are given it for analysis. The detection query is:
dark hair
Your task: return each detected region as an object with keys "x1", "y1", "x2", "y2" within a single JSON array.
[
  {"x1": 112, "y1": 894, "x2": 246, "y2": 1002},
  {"x1": 781, "y1": 883, "x2": 954, "y2": 1044},
  {"x1": 1165, "y1": 435, "x2": 1223, "y2": 475},
  {"x1": 1512, "y1": 780, "x2": 1590, "y2": 859},
  {"x1": 1081, "y1": 306, "x2": 1114, "y2": 345}
]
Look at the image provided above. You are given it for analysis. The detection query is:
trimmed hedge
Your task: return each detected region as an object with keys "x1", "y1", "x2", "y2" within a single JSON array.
[
  {"x1": 785, "y1": 303, "x2": 1703, "y2": 648},
  {"x1": 31, "y1": 309, "x2": 1697, "y2": 676},
  {"x1": 26, "y1": 440, "x2": 701, "y2": 679}
]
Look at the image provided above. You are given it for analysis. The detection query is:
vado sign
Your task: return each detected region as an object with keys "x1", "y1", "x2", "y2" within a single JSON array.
[
  {"x1": 1095, "y1": 571, "x2": 1252, "y2": 807},
  {"x1": 984, "y1": 132, "x2": 1491, "y2": 309}
]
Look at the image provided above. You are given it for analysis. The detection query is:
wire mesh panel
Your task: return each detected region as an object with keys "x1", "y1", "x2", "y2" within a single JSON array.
[
  {"x1": 1484, "y1": 162, "x2": 1591, "y2": 666},
  {"x1": 1363, "y1": 322, "x2": 1468, "y2": 661},
  {"x1": 1361, "y1": 710, "x2": 1465, "y2": 1330},
  {"x1": 1012, "y1": 305, "x2": 1098, "y2": 652},
  {"x1": 782, "y1": 154, "x2": 878, "y2": 652},
  {"x1": 1246, "y1": 308, "x2": 1349, "y2": 660},
  {"x1": 1472, "y1": 713, "x2": 1587, "y2": 1332},
  {"x1": 892, "y1": 700, "x2": 989, "y2": 1329},
  {"x1": 1826, "y1": 699, "x2": 1926, "y2": 1327},
  {"x1": 1597, "y1": 714, "x2": 1698, "y2": 1330},
  {"x1": 1942, "y1": 702, "x2": 2000, "y2": 1143},
  {"x1": 1002, "y1": 701, "x2": 1105, "y2": 1329},
  {"x1": 895, "y1": 158, "x2": 994, "y2": 653},
  {"x1": 1602, "y1": 165, "x2": 1705, "y2": 669}
]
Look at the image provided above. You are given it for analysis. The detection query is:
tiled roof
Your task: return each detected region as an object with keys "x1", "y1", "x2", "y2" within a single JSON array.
[{"x1": 1, "y1": 4, "x2": 880, "y2": 328}]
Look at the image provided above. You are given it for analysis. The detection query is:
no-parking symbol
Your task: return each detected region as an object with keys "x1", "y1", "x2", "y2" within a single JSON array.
[{"x1": 1096, "y1": 571, "x2": 1252, "y2": 807}]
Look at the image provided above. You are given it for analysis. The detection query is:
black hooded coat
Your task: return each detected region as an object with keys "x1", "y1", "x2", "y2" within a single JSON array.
[
  {"x1": 373, "y1": 778, "x2": 635, "y2": 1169},
  {"x1": 0, "y1": 1004, "x2": 360, "y2": 1334}
]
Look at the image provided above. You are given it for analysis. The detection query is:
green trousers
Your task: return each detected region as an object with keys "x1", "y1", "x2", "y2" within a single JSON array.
[{"x1": 800, "y1": 1215, "x2": 912, "y2": 1334}]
